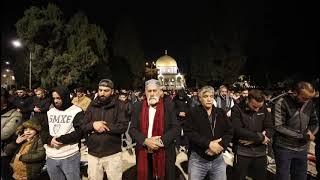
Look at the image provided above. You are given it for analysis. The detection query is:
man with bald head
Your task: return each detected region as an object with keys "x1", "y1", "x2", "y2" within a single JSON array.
[{"x1": 129, "y1": 79, "x2": 180, "y2": 180}]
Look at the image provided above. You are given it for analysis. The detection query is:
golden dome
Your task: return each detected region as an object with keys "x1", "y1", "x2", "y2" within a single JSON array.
[{"x1": 156, "y1": 55, "x2": 177, "y2": 68}]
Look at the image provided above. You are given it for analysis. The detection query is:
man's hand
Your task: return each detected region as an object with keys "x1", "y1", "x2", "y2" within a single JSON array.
[
  {"x1": 209, "y1": 138, "x2": 223, "y2": 155},
  {"x1": 50, "y1": 137, "x2": 63, "y2": 148},
  {"x1": 93, "y1": 121, "x2": 110, "y2": 133},
  {"x1": 262, "y1": 136, "x2": 270, "y2": 145},
  {"x1": 16, "y1": 134, "x2": 27, "y2": 144},
  {"x1": 307, "y1": 130, "x2": 315, "y2": 141},
  {"x1": 144, "y1": 136, "x2": 164, "y2": 152},
  {"x1": 262, "y1": 131, "x2": 270, "y2": 145},
  {"x1": 239, "y1": 140, "x2": 254, "y2": 146},
  {"x1": 34, "y1": 106, "x2": 41, "y2": 112},
  {"x1": 226, "y1": 110, "x2": 231, "y2": 117},
  {"x1": 179, "y1": 112, "x2": 186, "y2": 117}
]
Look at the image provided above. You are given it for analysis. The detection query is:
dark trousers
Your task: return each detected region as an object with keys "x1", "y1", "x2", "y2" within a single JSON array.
[
  {"x1": 175, "y1": 130, "x2": 189, "y2": 149},
  {"x1": 1, "y1": 156, "x2": 14, "y2": 180},
  {"x1": 315, "y1": 135, "x2": 320, "y2": 179},
  {"x1": 273, "y1": 146, "x2": 308, "y2": 180},
  {"x1": 148, "y1": 153, "x2": 153, "y2": 180},
  {"x1": 232, "y1": 155, "x2": 267, "y2": 180}
]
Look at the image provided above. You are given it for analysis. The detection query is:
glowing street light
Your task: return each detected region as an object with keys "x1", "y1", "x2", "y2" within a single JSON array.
[
  {"x1": 5, "y1": 61, "x2": 10, "y2": 65},
  {"x1": 145, "y1": 61, "x2": 156, "y2": 79},
  {"x1": 12, "y1": 39, "x2": 32, "y2": 90},
  {"x1": 12, "y1": 40, "x2": 22, "y2": 48}
]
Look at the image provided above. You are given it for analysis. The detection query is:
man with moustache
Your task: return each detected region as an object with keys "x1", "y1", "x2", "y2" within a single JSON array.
[
  {"x1": 40, "y1": 86, "x2": 84, "y2": 180},
  {"x1": 129, "y1": 79, "x2": 180, "y2": 180},
  {"x1": 81, "y1": 79, "x2": 130, "y2": 180},
  {"x1": 216, "y1": 85, "x2": 234, "y2": 117},
  {"x1": 184, "y1": 86, "x2": 233, "y2": 180}
]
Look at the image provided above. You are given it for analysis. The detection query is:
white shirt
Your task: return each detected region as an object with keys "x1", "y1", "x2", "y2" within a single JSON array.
[
  {"x1": 148, "y1": 106, "x2": 156, "y2": 138},
  {"x1": 44, "y1": 105, "x2": 82, "y2": 159}
]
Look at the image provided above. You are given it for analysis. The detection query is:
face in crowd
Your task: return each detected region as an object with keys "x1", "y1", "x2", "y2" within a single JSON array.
[
  {"x1": 219, "y1": 87, "x2": 228, "y2": 98},
  {"x1": 199, "y1": 87, "x2": 215, "y2": 110},
  {"x1": 294, "y1": 82, "x2": 316, "y2": 104},
  {"x1": 145, "y1": 84, "x2": 161, "y2": 107},
  {"x1": 118, "y1": 94, "x2": 128, "y2": 102},
  {"x1": 247, "y1": 89, "x2": 265, "y2": 112},
  {"x1": 98, "y1": 86, "x2": 113, "y2": 102},
  {"x1": 17, "y1": 90, "x2": 26, "y2": 98},
  {"x1": 247, "y1": 98, "x2": 264, "y2": 112},
  {"x1": 23, "y1": 127, "x2": 37, "y2": 140},
  {"x1": 35, "y1": 89, "x2": 45, "y2": 99},
  {"x1": 52, "y1": 92, "x2": 63, "y2": 109},
  {"x1": 77, "y1": 91, "x2": 85, "y2": 98},
  {"x1": 241, "y1": 90, "x2": 249, "y2": 98}
]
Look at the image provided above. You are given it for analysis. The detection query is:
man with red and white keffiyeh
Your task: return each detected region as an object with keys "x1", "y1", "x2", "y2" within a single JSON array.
[{"x1": 130, "y1": 79, "x2": 180, "y2": 180}]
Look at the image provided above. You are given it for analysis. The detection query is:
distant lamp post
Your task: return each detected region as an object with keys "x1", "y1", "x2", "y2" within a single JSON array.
[
  {"x1": 12, "y1": 39, "x2": 32, "y2": 90},
  {"x1": 145, "y1": 61, "x2": 156, "y2": 79},
  {"x1": 5, "y1": 61, "x2": 10, "y2": 65},
  {"x1": 12, "y1": 40, "x2": 22, "y2": 48}
]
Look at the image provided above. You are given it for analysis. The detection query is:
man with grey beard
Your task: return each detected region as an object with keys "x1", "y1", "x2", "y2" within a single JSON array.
[{"x1": 130, "y1": 79, "x2": 180, "y2": 180}]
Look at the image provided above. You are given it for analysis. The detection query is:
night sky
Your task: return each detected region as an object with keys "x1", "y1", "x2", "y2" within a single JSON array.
[{"x1": 1, "y1": 0, "x2": 318, "y2": 87}]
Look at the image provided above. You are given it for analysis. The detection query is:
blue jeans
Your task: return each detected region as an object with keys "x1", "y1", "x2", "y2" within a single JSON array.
[
  {"x1": 46, "y1": 152, "x2": 81, "y2": 180},
  {"x1": 316, "y1": 135, "x2": 320, "y2": 179},
  {"x1": 188, "y1": 151, "x2": 226, "y2": 180},
  {"x1": 273, "y1": 146, "x2": 307, "y2": 180}
]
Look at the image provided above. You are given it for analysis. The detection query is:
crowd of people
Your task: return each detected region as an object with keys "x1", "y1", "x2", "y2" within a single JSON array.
[{"x1": 1, "y1": 79, "x2": 319, "y2": 180}]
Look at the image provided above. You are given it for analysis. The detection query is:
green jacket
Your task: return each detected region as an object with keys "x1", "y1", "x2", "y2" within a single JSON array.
[{"x1": 7, "y1": 135, "x2": 46, "y2": 180}]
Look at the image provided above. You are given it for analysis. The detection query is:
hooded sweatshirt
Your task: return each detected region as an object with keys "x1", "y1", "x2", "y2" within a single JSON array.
[{"x1": 40, "y1": 86, "x2": 84, "y2": 159}]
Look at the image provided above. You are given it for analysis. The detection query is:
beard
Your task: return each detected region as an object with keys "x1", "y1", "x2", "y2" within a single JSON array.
[
  {"x1": 147, "y1": 96, "x2": 160, "y2": 106},
  {"x1": 98, "y1": 95, "x2": 107, "y2": 102},
  {"x1": 54, "y1": 102, "x2": 63, "y2": 109},
  {"x1": 98, "y1": 95, "x2": 113, "y2": 104}
]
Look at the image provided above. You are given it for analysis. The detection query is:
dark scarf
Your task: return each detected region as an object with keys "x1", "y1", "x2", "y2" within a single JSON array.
[{"x1": 137, "y1": 98, "x2": 165, "y2": 180}]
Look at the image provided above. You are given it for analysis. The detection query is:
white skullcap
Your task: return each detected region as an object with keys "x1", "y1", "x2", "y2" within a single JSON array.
[{"x1": 145, "y1": 79, "x2": 160, "y2": 87}]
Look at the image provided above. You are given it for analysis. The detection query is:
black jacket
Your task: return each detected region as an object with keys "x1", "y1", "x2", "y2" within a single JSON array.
[
  {"x1": 184, "y1": 105, "x2": 233, "y2": 161},
  {"x1": 129, "y1": 100, "x2": 180, "y2": 180},
  {"x1": 30, "y1": 95, "x2": 51, "y2": 121},
  {"x1": 231, "y1": 100, "x2": 274, "y2": 157},
  {"x1": 81, "y1": 96, "x2": 129, "y2": 157},
  {"x1": 12, "y1": 96, "x2": 33, "y2": 121},
  {"x1": 273, "y1": 95, "x2": 319, "y2": 151},
  {"x1": 173, "y1": 91, "x2": 191, "y2": 124},
  {"x1": 6, "y1": 135, "x2": 45, "y2": 180}
]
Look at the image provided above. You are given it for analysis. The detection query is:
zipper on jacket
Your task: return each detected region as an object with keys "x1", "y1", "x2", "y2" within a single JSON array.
[{"x1": 209, "y1": 113, "x2": 218, "y2": 137}]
